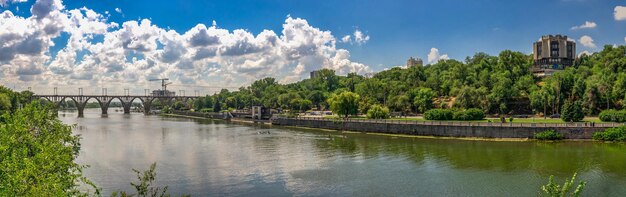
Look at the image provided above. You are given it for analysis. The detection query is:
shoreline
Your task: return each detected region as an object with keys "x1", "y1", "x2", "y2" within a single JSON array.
[{"x1": 160, "y1": 113, "x2": 600, "y2": 142}]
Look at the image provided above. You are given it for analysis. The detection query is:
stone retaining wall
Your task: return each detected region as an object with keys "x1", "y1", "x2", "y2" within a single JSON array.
[{"x1": 271, "y1": 118, "x2": 615, "y2": 139}]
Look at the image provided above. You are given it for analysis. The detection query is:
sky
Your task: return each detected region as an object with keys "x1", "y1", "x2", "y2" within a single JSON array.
[{"x1": 0, "y1": 0, "x2": 625, "y2": 95}]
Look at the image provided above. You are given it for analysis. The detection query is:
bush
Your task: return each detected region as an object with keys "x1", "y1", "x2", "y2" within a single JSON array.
[
  {"x1": 366, "y1": 105, "x2": 390, "y2": 119},
  {"x1": 534, "y1": 130, "x2": 564, "y2": 140},
  {"x1": 593, "y1": 126, "x2": 626, "y2": 141},
  {"x1": 426, "y1": 108, "x2": 484, "y2": 121},
  {"x1": 561, "y1": 100, "x2": 584, "y2": 122},
  {"x1": 199, "y1": 108, "x2": 214, "y2": 113},
  {"x1": 599, "y1": 109, "x2": 626, "y2": 122},
  {"x1": 424, "y1": 109, "x2": 453, "y2": 120}
]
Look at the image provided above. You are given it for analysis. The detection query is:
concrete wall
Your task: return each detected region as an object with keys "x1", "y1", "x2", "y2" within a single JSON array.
[{"x1": 271, "y1": 118, "x2": 611, "y2": 139}]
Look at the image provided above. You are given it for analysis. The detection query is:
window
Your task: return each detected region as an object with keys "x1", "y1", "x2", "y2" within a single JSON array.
[{"x1": 550, "y1": 41, "x2": 559, "y2": 57}]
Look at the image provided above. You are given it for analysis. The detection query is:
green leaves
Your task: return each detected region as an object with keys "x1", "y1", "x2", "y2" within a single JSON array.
[
  {"x1": 541, "y1": 173, "x2": 586, "y2": 197},
  {"x1": 0, "y1": 101, "x2": 98, "y2": 196},
  {"x1": 327, "y1": 92, "x2": 360, "y2": 118}
]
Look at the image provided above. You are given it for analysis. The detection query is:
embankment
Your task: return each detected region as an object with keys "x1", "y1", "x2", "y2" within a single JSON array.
[{"x1": 271, "y1": 117, "x2": 622, "y2": 139}]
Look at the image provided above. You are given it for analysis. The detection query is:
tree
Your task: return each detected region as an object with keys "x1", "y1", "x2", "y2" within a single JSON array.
[
  {"x1": 327, "y1": 91, "x2": 360, "y2": 118},
  {"x1": 388, "y1": 94, "x2": 410, "y2": 113},
  {"x1": 213, "y1": 99, "x2": 222, "y2": 112},
  {"x1": 0, "y1": 93, "x2": 11, "y2": 114},
  {"x1": 413, "y1": 88, "x2": 435, "y2": 113},
  {"x1": 561, "y1": 100, "x2": 584, "y2": 122},
  {"x1": 0, "y1": 101, "x2": 97, "y2": 196},
  {"x1": 366, "y1": 104, "x2": 390, "y2": 119}
]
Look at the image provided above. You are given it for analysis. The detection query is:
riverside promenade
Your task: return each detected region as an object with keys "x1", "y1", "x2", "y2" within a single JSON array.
[{"x1": 271, "y1": 117, "x2": 624, "y2": 139}]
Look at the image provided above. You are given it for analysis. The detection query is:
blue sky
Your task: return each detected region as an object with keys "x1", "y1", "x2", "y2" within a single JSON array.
[
  {"x1": 61, "y1": 0, "x2": 626, "y2": 68},
  {"x1": 1, "y1": 0, "x2": 625, "y2": 94}
]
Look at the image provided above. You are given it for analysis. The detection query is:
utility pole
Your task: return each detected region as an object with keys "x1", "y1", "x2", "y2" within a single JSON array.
[
  {"x1": 102, "y1": 88, "x2": 107, "y2": 96},
  {"x1": 54, "y1": 87, "x2": 57, "y2": 95},
  {"x1": 124, "y1": 88, "x2": 130, "y2": 96},
  {"x1": 78, "y1": 88, "x2": 83, "y2": 96}
]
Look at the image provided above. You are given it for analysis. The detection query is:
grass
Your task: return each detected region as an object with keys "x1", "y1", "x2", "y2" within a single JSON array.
[{"x1": 319, "y1": 115, "x2": 603, "y2": 123}]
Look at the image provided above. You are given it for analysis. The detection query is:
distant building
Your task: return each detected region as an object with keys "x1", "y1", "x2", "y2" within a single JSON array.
[
  {"x1": 152, "y1": 90, "x2": 176, "y2": 97},
  {"x1": 532, "y1": 34, "x2": 576, "y2": 77},
  {"x1": 310, "y1": 70, "x2": 321, "y2": 79},
  {"x1": 406, "y1": 57, "x2": 423, "y2": 67}
]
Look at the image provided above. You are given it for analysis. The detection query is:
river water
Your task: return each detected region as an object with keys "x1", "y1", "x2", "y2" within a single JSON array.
[{"x1": 59, "y1": 109, "x2": 626, "y2": 196}]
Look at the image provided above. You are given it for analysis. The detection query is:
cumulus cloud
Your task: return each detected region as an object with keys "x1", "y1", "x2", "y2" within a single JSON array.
[
  {"x1": 615, "y1": 6, "x2": 626, "y2": 20},
  {"x1": 340, "y1": 29, "x2": 370, "y2": 45},
  {"x1": 427, "y1": 48, "x2": 449, "y2": 64},
  {"x1": 570, "y1": 21, "x2": 596, "y2": 30},
  {"x1": 578, "y1": 35, "x2": 596, "y2": 48},
  {"x1": 0, "y1": 0, "x2": 26, "y2": 7},
  {"x1": 114, "y1": 8, "x2": 122, "y2": 13},
  {"x1": 0, "y1": 0, "x2": 370, "y2": 93}
]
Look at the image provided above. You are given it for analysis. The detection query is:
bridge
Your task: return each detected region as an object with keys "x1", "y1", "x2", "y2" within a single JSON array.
[{"x1": 33, "y1": 94, "x2": 201, "y2": 117}]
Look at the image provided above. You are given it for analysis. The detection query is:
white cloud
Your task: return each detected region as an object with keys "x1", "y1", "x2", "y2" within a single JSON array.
[
  {"x1": 0, "y1": 0, "x2": 371, "y2": 93},
  {"x1": 578, "y1": 50, "x2": 592, "y2": 57},
  {"x1": 339, "y1": 29, "x2": 369, "y2": 45},
  {"x1": 114, "y1": 8, "x2": 122, "y2": 13},
  {"x1": 570, "y1": 21, "x2": 596, "y2": 30},
  {"x1": 353, "y1": 29, "x2": 369, "y2": 45},
  {"x1": 615, "y1": 6, "x2": 626, "y2": 20},
  {"x1": 341, "y1": 35, "x2": 350, "y2": 43},
  {"x1": 0, "y1": 0, "x2": 27, "y2": 7},
  {"x1": 624, "y1": 37, "x2": 626, "y2": 43},
  {"x1": 427, "y1": 48, "x2": 449, "y2": 64},
  {"x1": 578, "y1": 35, "x2": 596, "y2": 48}
]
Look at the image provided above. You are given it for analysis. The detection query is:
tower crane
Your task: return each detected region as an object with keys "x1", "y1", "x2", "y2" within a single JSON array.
[{"x1": 148, "y1": 78, "x2": 172, "y2": 96}]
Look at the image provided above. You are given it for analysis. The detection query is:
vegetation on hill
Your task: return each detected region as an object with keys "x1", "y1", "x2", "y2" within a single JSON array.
[{"x1": 189, "y1": 46, "x2": 626, "y2": 120}]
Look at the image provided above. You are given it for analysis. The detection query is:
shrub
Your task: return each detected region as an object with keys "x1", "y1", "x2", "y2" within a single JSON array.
[
  {"x1": 425, "y1": 108, "x2": 484, "y2": 121},
  {"x1": 424, "y1": 109, "x2": 453, "y2": 120},
  {"x1": 199, "y1": 108, "x2": 214, "y2": 113},
  {"x1": 534, "y1": 130, "x2": 564, "y2": 140},
  {"x1": 366, "y1": 104, "x2": 390, "y2": 119},
  {"x1": 561, "y1": 100, "x2": 584, "y2": 122},
  {"x1": 599, "y1": 109, "x2": 626, "y2": 123},
  {"x1": 541, "y1": 173, "x2": 585, "y2": 197},
  {"x1": 592, "y1": 126, "x2": 626, "y2": 142}
]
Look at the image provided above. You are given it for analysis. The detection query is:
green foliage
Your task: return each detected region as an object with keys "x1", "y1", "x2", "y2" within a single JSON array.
[
  {"x1": 199, "y1": 108, "x2": 214, "y2": 113},
  {"x1": 0, "y1": 93, "x2": 11, "y2": 114},
  {"x1": 162, "y1": 106, "x2": 172, "y2": 114},
  {"x1": 328, "y1": 91, "x2": 360, "y2": 118},
  {"x1": 534, "y1": 130, "x2": 564, "y2": 140},
  {"x1": 111, "y1": 163, "x2": 188, "y2": 197},
  {"x1": 424, "y1": 108, "x2": 484, "y2": 121},
  {"x1": 540, "y1": 173, "x2": 585, "y2": 197},
  {"x1": 0, "y1": 101, "x2": 98, "y2": 196},
  {"x1": 599, "y1": 109, "x2": 626, "y2": 122},
  {"x1": 453, "y1": 108, "x2": 486, "y2": 120},
  {"x1": 592, "y1": 126, "x2": 626, "y2": 142},
  {"x1": 413, "y1": 88, "x2": 436, "y2": 113},
  {"x1": 366, "y1": 104, "x2": 390, "y2": 119},
  {"x1": 194, "y1": 45, "x2": 626, "y2": 117},
  {"x1": 213, "y1": 99, "x2": 222, "y2": 112},
  {"x1": 561, "y1": 100, "x2": 584, "y2": 122},
  {"x1": 424, "y1": 109, "x2": 454, "y2": 120},
  {"x1": 171, "y1": 101, "x2": 185, "y2": 110}
]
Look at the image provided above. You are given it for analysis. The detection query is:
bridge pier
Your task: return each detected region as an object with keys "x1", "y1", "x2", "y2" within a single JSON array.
[
  {"x1": 123, "y1": 103, "x2": 132, "y2": 114},
  {"x1": 143, "y1": 100, "x2": 152, "y2": 115},
  {"x1": 100, "y1": 106, "x2": 108, "y2": 115},
  {"x1": 77, "y1": 105, "x2": 85, "y2": 117}
]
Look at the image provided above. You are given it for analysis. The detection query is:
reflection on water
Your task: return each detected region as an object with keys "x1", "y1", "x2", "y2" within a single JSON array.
[{"x1": 60, "y1": 109, "x2": 626, "y2": 196}]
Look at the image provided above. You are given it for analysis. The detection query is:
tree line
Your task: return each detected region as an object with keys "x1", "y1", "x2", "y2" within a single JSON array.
[{"x1": 190, "y1": 45, "x2": 626, "y2": 119}]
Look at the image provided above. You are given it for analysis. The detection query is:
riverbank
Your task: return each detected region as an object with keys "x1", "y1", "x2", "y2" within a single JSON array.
[
  {"x1": 161, "y1": 110, "x2": 622, "y2": 140},
  {"x1": 271, "y1": 117, "x2": 620, "y2": 140}
]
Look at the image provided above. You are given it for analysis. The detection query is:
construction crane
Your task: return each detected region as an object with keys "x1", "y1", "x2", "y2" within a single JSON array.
[{"x1": 148, "y1": 78, "x2": 172, "y2": 96}]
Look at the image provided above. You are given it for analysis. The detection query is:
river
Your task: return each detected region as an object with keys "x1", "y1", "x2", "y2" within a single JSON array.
[{"x1": 59, "y1": 109, "x2": 626, "y2": 196}]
